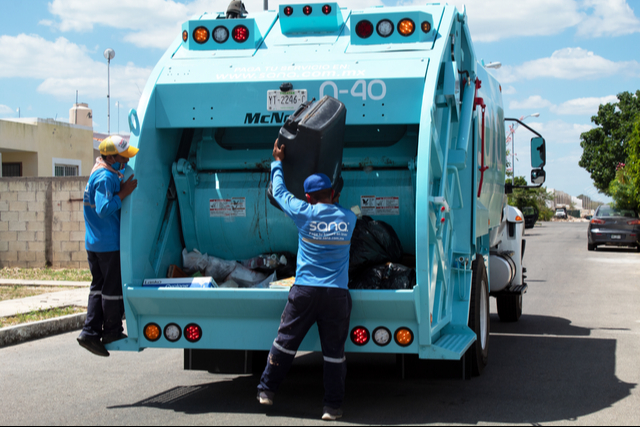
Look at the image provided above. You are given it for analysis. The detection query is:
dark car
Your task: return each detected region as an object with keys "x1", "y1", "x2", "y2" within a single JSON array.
[
  {"x1": 587, "y1": 205, "x2": 640, "y2": 251},
  {"x1": 522, "y1": 206, "x2": 538, "y2": 229}
]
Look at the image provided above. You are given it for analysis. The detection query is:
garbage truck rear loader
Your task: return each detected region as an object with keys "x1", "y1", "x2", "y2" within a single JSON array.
[{"x1": 109, "y1": 3, "x2": 547, "y2": 377}]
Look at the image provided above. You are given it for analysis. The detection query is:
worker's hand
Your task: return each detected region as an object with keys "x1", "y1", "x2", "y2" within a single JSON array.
[
  {"x1": 273, "y1": 139, "x2": 285, "y2": 162},
  {"x1": 117, "y1": 175, "x2": 138, "y2": 201}
]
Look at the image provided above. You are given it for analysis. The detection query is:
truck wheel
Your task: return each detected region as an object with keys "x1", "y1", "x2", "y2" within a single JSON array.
[
  {"x1": 496, "y1": 294, "x2": 522, "y2": 322},
  {"x1": 465, "y1": 256, "x2": 490, "y2": 377}
]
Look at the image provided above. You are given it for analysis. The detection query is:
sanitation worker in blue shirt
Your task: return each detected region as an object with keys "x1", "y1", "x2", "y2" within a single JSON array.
[
  {"x1": 77, "y1": 135, "x2": 138, "y2": 357},
  {"x1": 257, "y1": 140, "x2": 357, "y2": 421}
]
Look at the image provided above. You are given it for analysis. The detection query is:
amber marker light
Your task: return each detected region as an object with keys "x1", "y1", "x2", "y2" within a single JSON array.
[
  {"x1": 395, "y1": 327, "x2": 414, "y2": 346},
  {"x1": 421, "y1": 21, "x2": 431, "y2": 33},
  {"x1": 144, "y1": 323, "x2": 161, "y2": 342},
  {"x1": 398, "y1": 19, "x2": 415, "y2": 36},
  {"x1": 182, "y1": 30, "x2": 188, "y2": 42},
  {"x1": 193, "y1": 26, "x2": 210, "y2": 44},
  {"x1": 515, "y1": 215, "x2": 523, "y2": 222}
]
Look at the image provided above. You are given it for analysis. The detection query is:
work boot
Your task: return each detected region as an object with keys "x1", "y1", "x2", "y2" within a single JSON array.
[
  {"x1": 256, "y1": 390, "x2": 274, "y2": 406},
  {"x1": 77, "y1": 336, "x2": 109, "y2": 357},
  {"x1": 322, "y1": 406, "x2": 343, "y2": 421},
  {"x1": 102, "y1": 333, "x2": 127, "y2": 345}
]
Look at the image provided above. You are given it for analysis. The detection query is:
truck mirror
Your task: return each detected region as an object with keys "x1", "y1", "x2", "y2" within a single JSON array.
[
  {"x1": 531, "y1": 168, "x2": 545, "y2": 185},
  {"x1": 531, "y1": 137, "x2": 545, "y2": 168}
]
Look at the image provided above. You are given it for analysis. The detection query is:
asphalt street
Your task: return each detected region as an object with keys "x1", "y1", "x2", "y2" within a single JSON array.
[{"x1": 0, "y1": 222, "x2": 638, "y2": 425}]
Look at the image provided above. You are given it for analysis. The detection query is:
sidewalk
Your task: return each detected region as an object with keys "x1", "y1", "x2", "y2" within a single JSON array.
[{"x1": 0, "y1": 280, "x2": 91, "y2": 347}]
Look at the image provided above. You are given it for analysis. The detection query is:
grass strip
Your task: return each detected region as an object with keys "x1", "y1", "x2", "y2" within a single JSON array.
[
  {"x1": 0, "y1": 267, "x2": 91, "y2": 282},
  {"x1": 0, "y1": 306, "x2": 85, "y2": 329},
  {"x1": 0, "y1": 285, "x2": 76, "y2": 302}
]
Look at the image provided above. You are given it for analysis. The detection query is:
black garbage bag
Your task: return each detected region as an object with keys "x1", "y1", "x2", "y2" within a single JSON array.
[
  {"x1": 349, "y1": 263, "x2": 416, "y2": 290},
  {"x1": 349, "y1": 216, "x2": 403, "y2": 278}
]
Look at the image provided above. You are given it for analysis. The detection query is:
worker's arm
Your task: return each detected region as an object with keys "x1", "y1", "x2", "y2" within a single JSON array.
[
  {"x1": 271, "y1": 161, "x2": 310, "y2": 219},
  {"x1": 94, "y1": 174, "x2": 122, "y2": 219}
]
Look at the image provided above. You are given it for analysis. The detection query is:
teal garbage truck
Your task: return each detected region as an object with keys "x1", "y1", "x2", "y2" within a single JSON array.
[{"x1": 109, "y1": 2, "x2": 547, "y2": 377}]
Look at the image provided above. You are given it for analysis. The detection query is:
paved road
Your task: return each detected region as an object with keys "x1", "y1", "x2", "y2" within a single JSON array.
[{"x1": 1, "y1": 222, "x2": 638, "y2": 425}]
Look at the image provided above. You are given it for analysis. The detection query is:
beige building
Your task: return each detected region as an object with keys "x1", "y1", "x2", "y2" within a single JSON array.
[{"x1": 0, "y1": 103, "x2": 94, "y2": 178}]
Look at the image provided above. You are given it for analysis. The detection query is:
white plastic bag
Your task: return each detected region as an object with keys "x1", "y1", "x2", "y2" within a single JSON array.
[{"x1": 182, "y1": 249, "x2": 268, "y2": 286}]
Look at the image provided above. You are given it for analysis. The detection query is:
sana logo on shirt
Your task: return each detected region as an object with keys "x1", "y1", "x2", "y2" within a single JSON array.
[{"x1": 309, "y1": 221, "x2": 349, "y2": 232}]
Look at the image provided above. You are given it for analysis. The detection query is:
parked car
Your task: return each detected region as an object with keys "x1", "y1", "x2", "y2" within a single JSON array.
[
  {"x1": 587, "y1": 205, "x2": 640, "y2": 251},
  {"x1": 554, "y1": 207, "x2": 568, "y2": 219},
  {"x1": 522, "y1": 206, "x2": 538, "y2": 229}
]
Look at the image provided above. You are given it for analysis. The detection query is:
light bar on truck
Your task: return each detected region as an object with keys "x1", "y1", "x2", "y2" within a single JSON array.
[
  {"x1": 350, "y1": 11, "x2": 434, "y2": 45},
  {"x1": 181, "y1": 18, "x2": 262, "y2": 50},
  {"x1": 394, "y1": 327, "x2": 414, "y2": 347},
  {"x1": 279, "y1": 3, "x2": 344, "y2": 35},
  {"x1": 350, "y1": 326, "x2": 370, "y2": 346},
  {"x1": 144, "y1": 323, "x2": 161, "y2": 342}
]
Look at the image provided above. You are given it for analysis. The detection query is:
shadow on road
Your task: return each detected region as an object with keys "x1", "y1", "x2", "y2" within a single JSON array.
[{"x1": 109, "y1": 314, "x2": 635, "y2": 424}]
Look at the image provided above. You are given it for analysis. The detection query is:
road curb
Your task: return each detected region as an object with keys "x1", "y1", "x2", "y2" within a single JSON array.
[{"x1": 0, "y1": 312, "x2": 86, "y2": 348}]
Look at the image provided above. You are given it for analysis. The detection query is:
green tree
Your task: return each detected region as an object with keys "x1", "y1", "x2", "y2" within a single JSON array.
[
  {"x1": 578, "y1": 90, "x2": 640, "y2": 195},
  {"x1": 507, "y1": 176, "x2": 554, "y2": 220},
  {"x1": 609, "y1": 164, "x2": 637, "y2": 211},
  {"x1": 620, "y1": 115, "x2": 640, "y2": 210}
]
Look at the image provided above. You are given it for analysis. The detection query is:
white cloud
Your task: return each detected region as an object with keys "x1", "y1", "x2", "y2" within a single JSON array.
[
  {"x1": 502, "y1": 86, "x2": 517, "y2": 95},
  {"x1": 495, "y1": 47, "x2": 640, "y2": 83},
  {"x1": 509, "y1": 96, "x2": 553, "y2": 110},
  {"x1": 448, "y1": 0, "x2": 583, "y2": 42},
  {"x1": 550, "y1": 95, "x2": 618, "y2": 115},
  {"x1": 528, "y1": 120, "x2": 593, "y2": 144},
  {"x1": 0, "y1": 34, "x2": 151, "y2": 105},
  {"x1": 577, "y1": 0, "x2": 640, "y2": 37},
  {"x1": 0, "y1": 104, "x2": 15, "y2": 116}
]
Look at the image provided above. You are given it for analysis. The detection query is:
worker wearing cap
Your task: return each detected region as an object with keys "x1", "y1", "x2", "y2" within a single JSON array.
[
  {"x1": 77, "y1": 135, "x2": 138, "y2": 357},
  {"x1": 257, "y1": 140, "x2": 357, "y2": 421}
]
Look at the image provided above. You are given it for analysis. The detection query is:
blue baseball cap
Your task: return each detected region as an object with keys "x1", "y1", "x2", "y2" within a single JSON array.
[{"x1": 304, "y1": 173, "x2": 332, "y2": 194}]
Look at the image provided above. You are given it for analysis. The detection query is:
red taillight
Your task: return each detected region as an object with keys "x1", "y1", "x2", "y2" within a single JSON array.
[
  {"x1": 284, "y1": 6, "x2": 293, "y2": 16},
  {"x1": 355, "y1": 20, "x2": 374, "y2": 39},
  {"x1": 184, "y1": 324, "x2": 202, "y2": 342},
  {"x1": 303, "y1": 5, "x2": 312, "y2": 15},
  {"x1": 232, "y1": 25, "x2": 249, "y2": 43},
  {"x1": 590, "y1": 218, "x2": 605, "y2": 225},
  {"x1": 627, "y1": 220, "x2": 640, "y2": 225},
  {"x1": 351, "y1": 327, "x2": 370, "y2": 346},
  {"x1": 322, "y1": 4, "x2": 331, "y2": 14}
]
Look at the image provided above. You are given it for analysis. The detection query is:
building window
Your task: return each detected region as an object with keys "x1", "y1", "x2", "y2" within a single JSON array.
[
  {"x1": 52, "y1": 157, "x2": 82, "y2": 177},
  {"x1": 2, "y1": 162, "x2": 22, "y2": 177},
  {"x1": 55, "y1": 165, "x2": 79, "y2": 177}
]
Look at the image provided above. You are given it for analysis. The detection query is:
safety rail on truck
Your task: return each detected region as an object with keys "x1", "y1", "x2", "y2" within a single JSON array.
[{"x1": 108, "y1": 2, "x2": 546, "y2": 378}]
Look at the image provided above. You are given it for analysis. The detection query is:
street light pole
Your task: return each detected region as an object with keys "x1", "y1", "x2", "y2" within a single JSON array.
[
  {"x1": 103, "y1": 48, "x2": 115, "y2": 135},
  {"x1": 510, "y1": 112, "x2": 540, "y2": 180}
]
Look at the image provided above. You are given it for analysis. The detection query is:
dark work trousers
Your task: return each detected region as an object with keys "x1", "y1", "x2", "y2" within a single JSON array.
[
  {"x1": 80, "y1": 250, "x2": 124, "y2": 340},
  {"x1": 258, "y1": 285, "x2": 352, "y2": 409}
]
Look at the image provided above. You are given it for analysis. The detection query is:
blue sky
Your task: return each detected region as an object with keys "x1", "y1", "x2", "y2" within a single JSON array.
[{"x1": 1, "y1": 0, "x2": 639, "y2": 202}]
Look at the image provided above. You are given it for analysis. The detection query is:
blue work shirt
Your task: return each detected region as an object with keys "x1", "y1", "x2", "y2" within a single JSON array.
[
  {"x1": 83, "y1": 168, "x2": 122, "y2": 253},
  {"x1": 271, "y1": 161, "x2": 356, "y2": 289}
]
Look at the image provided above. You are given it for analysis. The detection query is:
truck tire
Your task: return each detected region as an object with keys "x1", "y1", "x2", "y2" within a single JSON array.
[
  {"x1": 496, "y1": 294, "x2": 522, "y2": 322},
  {"x1": 465, "y1": 256, "x2": 490, "y2": 377}
]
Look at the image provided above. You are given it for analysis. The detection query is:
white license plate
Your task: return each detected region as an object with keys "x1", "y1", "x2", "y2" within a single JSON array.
[
  {"x1": 611, "y1": 234, "x2": 622, "y2": 240},
  {"x1": 267, "y1": 90, "x2": 307, "y2": 111}
]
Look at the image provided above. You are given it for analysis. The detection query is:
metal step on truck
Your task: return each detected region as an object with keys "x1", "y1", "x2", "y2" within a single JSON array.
[{"x1": 107, "y1": 2, "x2": 547, "y2": 378}]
